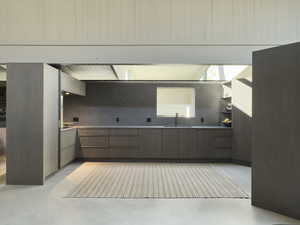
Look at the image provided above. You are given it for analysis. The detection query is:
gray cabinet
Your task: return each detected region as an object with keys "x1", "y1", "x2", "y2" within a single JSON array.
[
  {"x1": 79, "y1": 128, "x2": 108, "y2": 136},
  {"x1": 109, "y1": 129, "x2": 139, "y2": 158},
  {"x1": 77, "y1": 127, "x2": 232, "y2": 161},
  {"x1": 109, "y1": 128, "x2": 138, "y2": 136},
  {"x1": 162, "y1": 129, "x2": 179, "y2": 159},
  {"x1": 79, "y1": 136, "x2": 108, "y2": 147},
  {"x1": 78, "y1": 128, "x2": 141, "y2": 159},
  {"x1": 196, "y1": 130, "x2": 216, "y2": 159},
  {"x1": 179, "y1": 129, "x2": 197, "y2": 159},
  {"x1": 80, "y1": 147, "x2": 110, "y2": 158},
  {"x1": 77, "y1": 128, "x2": 110, "y2": 159},
  {"x1": 60, "y1": 128, "x2": 77, "y2": 168},
  {"x1": 61, "y1": 72, "x2": 86, "y2": 96},
  {"x1": 196, "y1": 129, "x2": 232, "y2": 160},
  {"x1": 139, "y1": 129, "x2": 162, "y2": 158},
  {"x1": 213, "y1": 130, "x2": 232, "y2": 159}
]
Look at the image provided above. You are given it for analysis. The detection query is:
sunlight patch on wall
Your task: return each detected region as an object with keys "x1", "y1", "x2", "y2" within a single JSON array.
[{"x1": 232, "y1": 79, "x2": 252, "y2": 117}]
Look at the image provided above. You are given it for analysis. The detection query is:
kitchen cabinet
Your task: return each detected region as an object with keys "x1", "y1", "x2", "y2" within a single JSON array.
[
  {"x1": 179, "y1": 129, "x2": 197, "y2": 159},
  {"x1": 60, "y1": 128, "x2": 77, "y2": 167},
  {"x1": 61, "y1": 72, "x2": 86, "y2": 96},
  {"x1": 161, "y1": 129, "x2": 179, "y2": 159},
  {"x1": 77, "y1": 127, "x2": 232, "y2": 161},
  {"x1": 139, "y1": 129, "x2": 162, "y2": 158}
]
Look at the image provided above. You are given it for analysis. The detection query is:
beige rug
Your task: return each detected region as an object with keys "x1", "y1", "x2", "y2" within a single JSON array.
[{"x1": 66, "y1": 162, "x2": 250, "y2": 199}]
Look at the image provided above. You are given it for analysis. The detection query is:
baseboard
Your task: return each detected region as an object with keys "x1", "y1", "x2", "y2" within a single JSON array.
[
  {"x1": 77, "y1": 158, "x2": 233, "y2": 163},
  {"x1": 252, "y1": 200, "x2": 300, "y2": 220},
  {"x1": 232, "y1": 159, "x2": 251, "y2": 167}
]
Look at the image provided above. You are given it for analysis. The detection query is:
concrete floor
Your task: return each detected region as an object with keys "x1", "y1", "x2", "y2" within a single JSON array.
[{"x1": 0, "y1": 161, "x2": 300, "y2": 225}]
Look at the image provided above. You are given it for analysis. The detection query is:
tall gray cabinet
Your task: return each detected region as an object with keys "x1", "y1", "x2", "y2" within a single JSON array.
[
  {"x1": 7, "y1": 64, "x2": 59, "y2": 185},
  {"x1": 253, "y1": 43, "x2": 300, "y2": 219}
]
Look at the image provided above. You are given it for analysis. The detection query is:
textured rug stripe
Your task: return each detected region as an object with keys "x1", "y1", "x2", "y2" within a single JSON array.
[{"x1": 66, "y1": 163, "x2": 250, "y2": 199}]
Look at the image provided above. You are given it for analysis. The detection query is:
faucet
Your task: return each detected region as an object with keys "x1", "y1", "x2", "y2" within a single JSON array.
[{"x1": 175, "y1": 113, "x2": 179, "y2": 127}]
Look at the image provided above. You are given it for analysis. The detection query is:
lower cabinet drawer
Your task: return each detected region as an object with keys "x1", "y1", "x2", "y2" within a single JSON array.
[
  {"x1": 60, "y1": 145, "x2": 76, "y2": 167},
  {"x1": 80, "y1": 147, "x2": 110, "y2": 158},
  {"x1": 109, "y1": 128, "x2": 138, "y2": 136},
  {"x1": 80, "y1": 136, "x2": 108, "y2": 147},
  {"x1": 109, "y1": 136, "x2": 139, "y2": 147},
  {"x1": 79, "y1": 128, "x2": 108, "y2": 136}
]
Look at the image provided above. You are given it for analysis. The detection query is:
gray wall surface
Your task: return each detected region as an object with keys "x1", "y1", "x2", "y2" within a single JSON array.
[
  {"x1": 252, "y1": 42, "x2": 300, "y2": 219},
  {"x1": 63, "y1": 82, "x2": 222, "y2": 126}
]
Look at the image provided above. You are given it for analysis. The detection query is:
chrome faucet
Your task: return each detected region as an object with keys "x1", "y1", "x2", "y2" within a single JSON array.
[{"x1": 175, "y1": 113, "x2": 179, "y2": 127}]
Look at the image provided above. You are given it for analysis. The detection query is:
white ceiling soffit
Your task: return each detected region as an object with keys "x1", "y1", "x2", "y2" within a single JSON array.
[
  {"x1": 113, "y1": 65, "x2": 210, "y2": 80},
  {"x1": 65, "y1": 65, "x2": 117, "y2": 80}
]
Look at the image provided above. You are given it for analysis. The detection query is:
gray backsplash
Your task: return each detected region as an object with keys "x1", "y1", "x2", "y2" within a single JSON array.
[{"x1": 63, "y1": 82, "x2": 222, "y2": 126}]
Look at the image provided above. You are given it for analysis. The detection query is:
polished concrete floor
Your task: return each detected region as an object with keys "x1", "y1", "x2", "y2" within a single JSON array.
[{"x1": 0, "y1": 161, "x2": 300, "y2": 225}]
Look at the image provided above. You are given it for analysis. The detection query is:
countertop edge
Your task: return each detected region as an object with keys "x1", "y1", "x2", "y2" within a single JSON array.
[
  {"x1": 61, "y1": 127, "x2": 77, "y2": 131},
  {"x1": 69, "y1": 125, "x2": 231, "y2": 129}
]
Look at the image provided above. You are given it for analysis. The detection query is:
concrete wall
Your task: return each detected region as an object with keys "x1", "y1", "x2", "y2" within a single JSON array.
[
  {"x1": 252, "y1": 42, "x2": 300, "y2": 219},
  {"x1": 232, "y1": 67, "x2": 252, "y2": 164},
  {"x1": 63, "y1": 82, "x2": 222, "y2": 126}
]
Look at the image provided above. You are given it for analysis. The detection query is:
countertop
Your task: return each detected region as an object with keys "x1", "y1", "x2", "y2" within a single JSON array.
[
  {"x1": 61, "y1": 127, "x2": 77, "y2": 131},
  {"x1": 70, "y1": 125, "x2": 231, "y2": 129}
]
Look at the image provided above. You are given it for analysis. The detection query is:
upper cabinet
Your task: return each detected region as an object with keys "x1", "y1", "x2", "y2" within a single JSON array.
[
  {"x1": 61, "y1": 72, "x2": 86, "y2": 96},
  {"x1": 0, "y1": 0, "x2": 299, "y2": 45}
]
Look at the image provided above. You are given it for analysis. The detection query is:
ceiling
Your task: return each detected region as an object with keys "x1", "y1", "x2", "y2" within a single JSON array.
[
  {"x1": 63, "y1": 65, "x2": 118, "y2": 80},
  {"x1": 0, "y1": 64, "x2": 250, "y2": 82},
  {"x1": 63, "y1": 64, "x2": 211, "y2": 81},
  {"x1": 63, "y1": 64, "x2": 250, "y2": 81}
]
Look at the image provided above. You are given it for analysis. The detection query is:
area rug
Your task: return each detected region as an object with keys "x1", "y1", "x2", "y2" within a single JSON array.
[{"x1": 66, "y1": 162, "x2": 250, "y2": 199}]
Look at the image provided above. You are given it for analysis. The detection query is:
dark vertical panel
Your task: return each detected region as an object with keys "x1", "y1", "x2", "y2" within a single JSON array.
[
  {"x1": 7, "y1": 64, "x2": 44, "y2": 185},
  {"x1": 252, "y1": 42, "x2": 300, "y2": 219}
]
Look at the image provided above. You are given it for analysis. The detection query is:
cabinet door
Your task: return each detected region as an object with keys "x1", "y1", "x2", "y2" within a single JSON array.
[
  {"x1": 213, "y1": 130, "x2": 232, "y2": 159},
  {"x1": 179, "y1": 129, "x2": 197, "y2": 159},
  {"x1": 80, "y1": 147, "x2": 110, "y2": 159},
  {"x1": 109, "y1": 129, "x2": 139, "y2": 158},
  {"x1": 61, "y1": 145, "x2": 76, "y2": 167},
  {"x1": 109, "y1": 128, "x2": 138, "y2": 136},
  {"x1": 78, "y1": 128, "x2": 108, "y2": 136},
  {"x1": 196, "y1": 130, "x2": 215, "y2": 159},
  {"x1": 79, "y1": 136, "x2": 108, "y2": 147},
  {"x1": 60, "y1": 129, "x2": 77, "y2": 167},
  {"x1": 162, "y1": 129, "x2": 179, "y2": 159},
  {"x1": 139, "y1": 129, "x2": 162, "y2": 158},
  {"x1": 196, "y1": 129, "x2": 232, "y2": 160}
]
